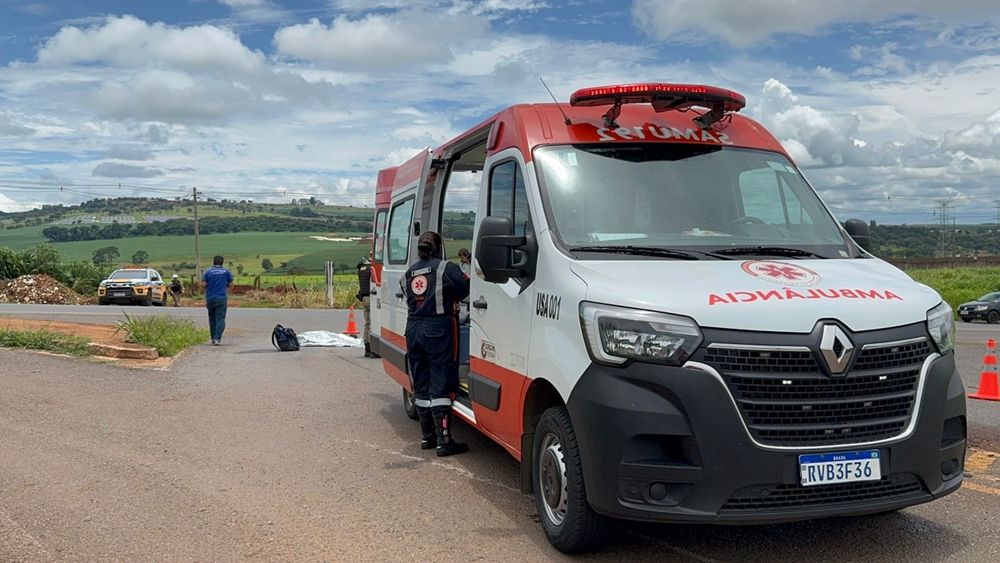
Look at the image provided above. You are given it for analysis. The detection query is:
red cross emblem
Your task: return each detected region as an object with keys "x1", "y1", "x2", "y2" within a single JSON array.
[
  {"x1": 410, "y1": 275, "x2": 428, "y2": 295},
  {"x1": 741, "y1": 261, "x2": 820, "y2": 286}
]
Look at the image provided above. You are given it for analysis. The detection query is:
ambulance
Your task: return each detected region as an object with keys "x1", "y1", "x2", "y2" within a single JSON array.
[{"x1": 368, "y1": 83, "x2": 966, "y2": 553}]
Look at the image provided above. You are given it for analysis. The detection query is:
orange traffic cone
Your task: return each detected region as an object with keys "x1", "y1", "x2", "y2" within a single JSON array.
[
  {"x1": 344, "y1": 307, "x2": 360, "y2": 337},
  {"x1": 969, "y1": 339, "x2": 999, "y2": 401}
]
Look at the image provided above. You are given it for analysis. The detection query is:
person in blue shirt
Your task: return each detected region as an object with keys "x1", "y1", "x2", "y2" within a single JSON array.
[{"x1": 202, "y1": 255, "x2": 234, "y2": 345}]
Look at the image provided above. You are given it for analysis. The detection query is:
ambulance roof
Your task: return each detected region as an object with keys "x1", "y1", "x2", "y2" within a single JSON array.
[{"x1": 376, "y1": 83, "x2": 790, "y2": 196}]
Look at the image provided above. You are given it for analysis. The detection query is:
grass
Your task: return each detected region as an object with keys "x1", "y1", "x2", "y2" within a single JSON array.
[
  {"x1": 907, "y1": 267, "x2": 1000, "y2": 312},
  {"x1": 115, "y1": 313, "x2": 210, "y2": 357},
  {"x1": 0, "y1": 328, "x2": 92, "y2": 356}
]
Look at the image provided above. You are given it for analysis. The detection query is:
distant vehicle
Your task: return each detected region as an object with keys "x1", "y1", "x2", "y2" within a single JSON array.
[
  {"x1": 98, "y1": 267, "x2": 167, "y2": 306},
  {"x1": 958, "y1": 292, "x2": 1000, "y2": 323}
]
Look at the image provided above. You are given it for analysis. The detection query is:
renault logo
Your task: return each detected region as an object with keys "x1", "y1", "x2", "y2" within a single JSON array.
[{"x1": 819, "y1": 325, "x2": 854, "y2": 375}]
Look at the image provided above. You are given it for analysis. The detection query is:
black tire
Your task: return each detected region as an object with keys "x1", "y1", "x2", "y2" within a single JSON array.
[
  {"x1": 98, "y1": 299, "x2": 108, "y2": 305},
  {"x1": 403, "y1": 389, "x2": 419, "y2": 421},
  {"x1": 989, "y1": 310, "x2": 1000, "y2": 324},
  {"x1": 532, "y1": 406, "x2": 609, "y2": 554}
]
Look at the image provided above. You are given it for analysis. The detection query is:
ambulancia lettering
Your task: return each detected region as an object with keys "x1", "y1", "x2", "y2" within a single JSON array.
[
  {"x1": 708, "y1": 288, "x2": 904, "y2": 306},
  {"x1": 595, "y1": 124, "x2": 733, "y2": 144}
]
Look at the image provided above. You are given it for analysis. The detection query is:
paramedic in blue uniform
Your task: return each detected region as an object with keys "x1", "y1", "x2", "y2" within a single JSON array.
[{"x1": 403, "y1": 231, "x2": 470, "y2": 456}]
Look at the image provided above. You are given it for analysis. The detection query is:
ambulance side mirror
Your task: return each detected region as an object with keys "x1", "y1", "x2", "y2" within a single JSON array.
[
  {"x1": 844, "y1": 219, "x2": 871, "y2": 251},
  {"x1": 476, "y1": 216, "x2": 531, "y2": 284}
]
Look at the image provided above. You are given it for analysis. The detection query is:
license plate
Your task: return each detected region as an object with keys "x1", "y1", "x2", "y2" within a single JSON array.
[
  {"x1": 113, "y1": 291, "x2": 128, "y2": 297},
  {"x1": 799, "y1": 450, "x2": 881, "y2": 487}
]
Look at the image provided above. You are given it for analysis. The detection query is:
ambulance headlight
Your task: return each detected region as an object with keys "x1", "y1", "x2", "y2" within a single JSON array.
[
  {"x1": 580, "y1": 302, "x2": 702, "y2": 366},
  {"x1": 927, "y1": 301, "x2": 955, "y2": 354}
]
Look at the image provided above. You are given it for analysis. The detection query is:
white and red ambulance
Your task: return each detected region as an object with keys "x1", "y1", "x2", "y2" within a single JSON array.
[{"x1": 368, "y1": 83, "x2": 966, "y2": 553}]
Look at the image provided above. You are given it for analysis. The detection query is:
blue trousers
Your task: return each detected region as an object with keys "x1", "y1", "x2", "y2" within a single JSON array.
[
  {"x1": 206, "y1": 298, "x2": 228, "y2": 341},
  {"x1": 406, "y1": 316, "x2": 457, "y2": 408}
]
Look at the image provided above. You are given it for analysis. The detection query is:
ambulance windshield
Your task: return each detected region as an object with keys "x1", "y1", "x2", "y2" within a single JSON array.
[{"x1": 534, "y1": 144, "x2": 851, "y2": 258}]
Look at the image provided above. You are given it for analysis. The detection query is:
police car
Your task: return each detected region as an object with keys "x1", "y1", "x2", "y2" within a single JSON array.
[
  {"x1": 97, "y1": 267, "x2": 168, "y2": 306},
  {"x1": 368, "y1": 83, "x2": 965, "y2": 553}
]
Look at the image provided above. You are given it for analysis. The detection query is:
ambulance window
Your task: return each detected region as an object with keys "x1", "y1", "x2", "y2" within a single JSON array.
[
  {"x1": 488, "y1": 160, "x2": 533, "y2": 266},
  {"x1": 738, "y1": 166, "x2": 814, "y2": 227},
  {"x1": 489, "y1": 161, "x2": 532, "y2": 232},
  {"x1": 373, "y1": 209, "x2": 388, "y2": 263},
  {"x1": 387, "y1": 198, "x2": 414, "y2": 264}
]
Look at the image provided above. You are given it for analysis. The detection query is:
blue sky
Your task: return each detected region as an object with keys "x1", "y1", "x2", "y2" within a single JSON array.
[{"x1": 1, "y1": 0, "x2": 1000, "y2": 224}]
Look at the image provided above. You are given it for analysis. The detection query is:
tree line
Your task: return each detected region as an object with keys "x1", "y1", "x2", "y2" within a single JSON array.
[{"x1": 41, "y1": 216, "x2": 374, "y2": 242}]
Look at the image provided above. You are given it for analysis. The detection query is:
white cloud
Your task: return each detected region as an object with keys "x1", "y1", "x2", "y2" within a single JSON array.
[
  {"x1": 0, "y1": 112, "x2": 35, "y2": 136},
  {"x1": 0, "y1": 194, "x2": 44, "y2": 212},
  {"x1": 274, "y1": 13, "x2": 488, "y2": 68},
  {"x1": 218, "y1": 0, "x2": 268, "y2": 6},
  {"x1": 92, "y1": 162, "x2": 165, "y2": 178},
  {"x1": 632, "y1": 0, "x2": 1000, "y2": 46},
  {"x1": 37, "y1": 15, "x2": 264, "y2": 73},
  {"x1": 103, "y1": 145, "x2": 155, "y2": 161}
]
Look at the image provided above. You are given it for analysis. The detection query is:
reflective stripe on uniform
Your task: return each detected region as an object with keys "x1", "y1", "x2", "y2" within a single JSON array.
[
  {"x1": 429, "y1": 397, "x2": 452, "y2": 407},
  {"x1": 414, "y1": 398, "x2": 432, "y2": 408},
  {"x1": 434, "y1": 261, "x2": 445, "y2": 315}
]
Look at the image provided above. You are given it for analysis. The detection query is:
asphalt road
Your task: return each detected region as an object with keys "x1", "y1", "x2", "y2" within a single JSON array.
[{"x1": 1, "y1": 304, "x2": 999, "y2": 561}]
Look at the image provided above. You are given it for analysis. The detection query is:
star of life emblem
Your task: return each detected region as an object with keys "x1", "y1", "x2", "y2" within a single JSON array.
[
  {"x1": 410, "y1": 275, "x2": 428, "y2": 295},
  {"x1": 741, "y1": 260, "x2": 821, "y2": 287}
]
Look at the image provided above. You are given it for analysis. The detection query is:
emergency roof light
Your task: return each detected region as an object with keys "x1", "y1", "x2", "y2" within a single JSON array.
[{"x1": 568, "y1": 83, "x2": 746, "y2": 130}]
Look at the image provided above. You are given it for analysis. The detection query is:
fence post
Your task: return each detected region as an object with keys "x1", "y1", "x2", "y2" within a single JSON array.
[{"x1": 325, "y1": 260, "x2": 335, "y2": 307}]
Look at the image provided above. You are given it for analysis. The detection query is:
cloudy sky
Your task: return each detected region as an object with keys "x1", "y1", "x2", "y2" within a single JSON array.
[{"x1": 1, "y1": 0, "x2": 999, "y2": 224}]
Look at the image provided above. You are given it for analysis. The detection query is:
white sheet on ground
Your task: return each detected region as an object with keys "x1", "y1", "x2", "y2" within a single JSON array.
[{"x1": 296, "y1": 330, "x2": 363, "y2": 348}]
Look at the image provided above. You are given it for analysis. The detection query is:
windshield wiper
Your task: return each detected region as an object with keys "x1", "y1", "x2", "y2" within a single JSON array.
[
  {"x1": 712, "y1": 246, "x2": 827, "y2": 259},
  {"x1": 568, "y1": 245, "x2": 726, "y2": 260}
]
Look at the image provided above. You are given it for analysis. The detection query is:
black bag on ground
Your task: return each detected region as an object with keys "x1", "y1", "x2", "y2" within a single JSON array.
[{"x1": 271, "y1": 324, "x2": 300, "y2": 351}]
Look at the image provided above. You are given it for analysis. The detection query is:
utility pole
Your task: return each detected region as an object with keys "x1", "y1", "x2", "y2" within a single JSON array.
[{"x1": 193, "y1": 187, "x2": 202, "y2": 282}]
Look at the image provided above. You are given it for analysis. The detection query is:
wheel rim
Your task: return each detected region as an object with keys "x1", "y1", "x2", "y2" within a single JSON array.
[
  {"x1": 404, "y1": 390, "x2": 414, "y2": 410},
  {"x1": 991, "y1": 311, "x2": 999, "y2": 323},
  {"x1": 538, "y1": 432, "x2": 568, "y2": 527}
]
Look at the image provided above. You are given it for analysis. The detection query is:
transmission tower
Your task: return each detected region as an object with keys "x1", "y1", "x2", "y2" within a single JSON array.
[{"x1": 933, "y1": 200, "x2": 954, "y2": 257}]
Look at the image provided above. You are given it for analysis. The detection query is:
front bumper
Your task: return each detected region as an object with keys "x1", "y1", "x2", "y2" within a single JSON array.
[
  {"x1": 99, "y1": 286, "x2": 149, "y2": 303},
  {"x1": 565, "y1": 354, "x2": 966, "y2": 524},
  {"x1": 959, "y1": 310, "x2": 990, "y2": 322}
]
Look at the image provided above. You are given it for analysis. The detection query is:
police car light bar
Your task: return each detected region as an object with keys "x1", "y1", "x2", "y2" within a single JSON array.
[{"x1": 568, "y1": 83, "x2": 746, "y2": 129}]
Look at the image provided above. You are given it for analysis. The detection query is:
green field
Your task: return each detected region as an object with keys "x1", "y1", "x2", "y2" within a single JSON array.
[
  {"x1": 0, "y1": 225, "x2": 48, "y2": 249},
  {"x1": 907, "y1": 267, "x2": 1000, "y2": 312},
  {"x1": 1, "y1": 229, "x2": 368, "y2": 276}
]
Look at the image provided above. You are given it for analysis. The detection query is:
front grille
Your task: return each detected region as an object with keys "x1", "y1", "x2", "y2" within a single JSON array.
[
  {"x1": 704, "y1": 339, "x2": 929, "y2": 447},
  {"x1": 720, "y1": 474, "x2": 925, "y2": 513},
  {"x1": 853, "y1": 340, "x2": 932, "y2": 372}
]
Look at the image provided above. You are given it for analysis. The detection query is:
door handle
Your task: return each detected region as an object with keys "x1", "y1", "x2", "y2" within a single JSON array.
[
  {"x1": 472, "y1": 297, "x2": 488, "y2": 310},
  {"x1": 395, "y1": 291, "x2": 404, "y2": 298}
]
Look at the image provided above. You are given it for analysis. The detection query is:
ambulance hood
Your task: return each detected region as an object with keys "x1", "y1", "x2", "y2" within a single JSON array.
[{"x1": 570, "y1": 258, "x2": 941, "y2": 333}]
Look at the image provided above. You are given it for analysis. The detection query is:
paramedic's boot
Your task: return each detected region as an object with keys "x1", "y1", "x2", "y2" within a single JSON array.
[
  {"x1": 432, "y1": 408, "x2": 468, "y2": 457},
  {"x1": 364, "y1": 343, "x2": 372, "y2": 358},
  {"x1": 416, "y1": 407, "x2": 437, "y2": 450}
]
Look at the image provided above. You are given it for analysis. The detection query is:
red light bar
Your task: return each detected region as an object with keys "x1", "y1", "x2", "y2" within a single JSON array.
[{"x1": 569, "y1": 83, "x2": 746, "y2": 113}]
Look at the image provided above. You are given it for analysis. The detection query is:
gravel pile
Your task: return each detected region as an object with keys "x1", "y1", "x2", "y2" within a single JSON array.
[{"x1": 0, "y1": 274, "x2": 82, "y2": 305}]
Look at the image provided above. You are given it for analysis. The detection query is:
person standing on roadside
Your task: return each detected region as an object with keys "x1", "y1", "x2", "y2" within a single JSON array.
[
  {"x1": 202, "y1": 255, "x2": 233, "y2": 346},
  {"x1": 403, "y1": 232, "x2": 470, "y2": 456},
  {"x1": 356, "y1": 252, "x2": 378, "y2": 359}
]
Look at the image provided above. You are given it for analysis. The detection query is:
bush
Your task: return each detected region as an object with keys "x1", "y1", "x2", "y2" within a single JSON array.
[{"x1": 115, "y1": 314, "x2": 210, "y2": 356}]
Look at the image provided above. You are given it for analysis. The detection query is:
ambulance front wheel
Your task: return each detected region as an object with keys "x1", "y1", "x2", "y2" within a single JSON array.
[
  {"x1": 532, "y1": 406, "x2": 609, "y2": 554},
  {"x1": 402, "y1": 389, "x2": 419, "y2": 420}
]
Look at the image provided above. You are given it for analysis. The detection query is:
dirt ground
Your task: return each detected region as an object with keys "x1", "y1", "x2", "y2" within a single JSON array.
[{"x1": 0, "y1": 318, "x2": 125, "y2": 345}]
